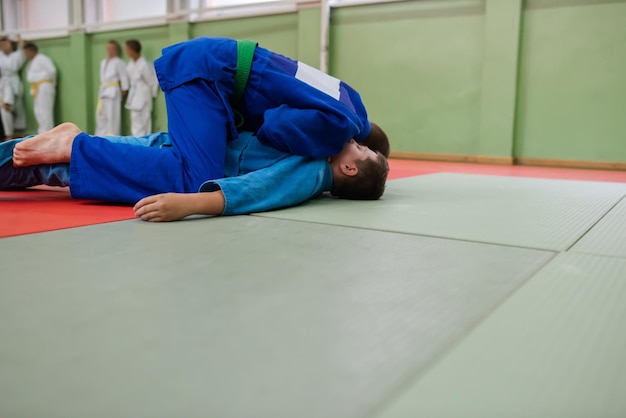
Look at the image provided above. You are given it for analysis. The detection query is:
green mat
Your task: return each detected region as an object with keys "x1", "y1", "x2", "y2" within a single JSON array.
[
  {"x1": 0, "y1": 217, "x2": 552, "y2": 418},
  {"x1": 256, "y1": 174, "x2": 626, "y2": 251},
  {"x1": 373, "y1": 252, "x2": 626, "y2": 418},
  {"x1": 571, "y1": 196, "x2": 626, "y2": 258}
]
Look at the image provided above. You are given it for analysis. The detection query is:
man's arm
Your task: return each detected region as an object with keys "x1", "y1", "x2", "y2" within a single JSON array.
[
  {"x1": 118, "y1": 59, "x2": 130, "y2": 96},
  {"x1": 8, "y1": 35, "x2": 25, "y2": 71},
  {"x1": 141, "y1": 61, "x2": 159, "y2": 98},
  {"x1": 7, "y1": 49, "x2": 24, "y2": 72},
  {"x1": 134, "y1": 156, "x2": 331, "y2": 222},
  {"x1": 2, "y1": 82, "x2": 14, "y2": 111},
  {"x1": 206, "y1": 156, "x2": 331, "y2": 216},
  {"x1": 43, "y1": 55, "x2": 57, "y2": 80},
  {"x1": 134, "y1": 191, "x2": 225, "y2": 222}
]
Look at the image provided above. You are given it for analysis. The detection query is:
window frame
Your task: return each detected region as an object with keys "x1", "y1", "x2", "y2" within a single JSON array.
[
  {"x1": 83, "y1": 0, "x2": 170, "y2": 33},
  {"x1": 0, "y1": 0, "x2": 76, "y2": 39},
  {"x1": 0, "y1": 0, "x2": 413, "y2": 39}
]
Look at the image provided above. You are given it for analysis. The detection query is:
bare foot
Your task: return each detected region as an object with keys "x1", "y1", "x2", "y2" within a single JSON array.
[{"x1": 13, "y1": 123, "x2": 81, "y2": 167}]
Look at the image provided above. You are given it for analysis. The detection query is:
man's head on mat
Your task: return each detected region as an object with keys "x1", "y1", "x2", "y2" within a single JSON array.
[
  {"x1": 361, "y1": 122, "x2": 390, "y2": 159},
  {"x1": 330, "y1": 139, "x2": 388, "y2": 200}
]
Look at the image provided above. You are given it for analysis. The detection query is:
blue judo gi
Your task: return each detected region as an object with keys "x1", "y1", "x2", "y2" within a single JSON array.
[
  {"x1": 0, "y1": 132, "x2": 333, "y2": 215},
  {"x1": 155, "y1": 37, "x2": 371, "y2": 159},
  {"x1": 1, "y1": 37, "x2": 360, "y2": 212}
]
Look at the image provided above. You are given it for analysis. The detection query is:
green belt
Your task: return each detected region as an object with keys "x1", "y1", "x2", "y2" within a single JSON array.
[{"x1": 232, "y1": 39, "x2": 257, "y2": 127}]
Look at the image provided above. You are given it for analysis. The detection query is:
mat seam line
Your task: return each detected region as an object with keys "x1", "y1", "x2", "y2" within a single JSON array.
[
  {"x1": 251, "y1": 214, "x2": 559, "y2": 253},
  {"x1": 364, "y1": 250, "x2": 559, "y2": 418},
  {"x1": 564, "y1": 194, "x2": 626, "y2": 252},
  {"x1": 566, "y1": 251, "x2": 626, "y2": 261}
]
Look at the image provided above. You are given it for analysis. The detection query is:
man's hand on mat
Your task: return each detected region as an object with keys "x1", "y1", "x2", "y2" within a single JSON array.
[
  {"x1": 134, "y1": 193, "x2": 197, "y2": 222},
  {"x1": 134, "y1": 191, "x2": 226, "y2": 222}
]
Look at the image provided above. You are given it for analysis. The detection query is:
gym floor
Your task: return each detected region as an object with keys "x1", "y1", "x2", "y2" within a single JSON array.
[{"x1": 1, "y1": 160, "x2": 626, "y2": 418}]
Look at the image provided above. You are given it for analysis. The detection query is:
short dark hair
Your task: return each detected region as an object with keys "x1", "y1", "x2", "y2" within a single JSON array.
[
  {"x1": 125, "y1": 39, "x2": 142, "y2": 54},
  {"x1": 331, "y1": 152, "x2": 389, "y2": 200},
  {"x1": 24, "y1": 42, "x2": 38, "y2": 53},
  {"x1": 108, "y1": 40, "x2": 122, "y2": 56},
  {"x1": 361, "y1": 122, "x2": 390, "y2": 158},
  {"x1": 0, "y1": 37, "x2": 15, "y2": 51}
]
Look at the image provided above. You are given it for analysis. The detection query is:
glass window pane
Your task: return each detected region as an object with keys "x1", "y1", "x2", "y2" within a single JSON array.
[
  {"x1": 203, "y1": 0, "x2": 280, "y2": 7},
  {"x1": 101, "y1": 0, "x2": 167, "y2": 22},
  {"x1": 2, "y1": 0, "x2": 69, "y2": 31},
  {"x1": 186, "y1": 0, "x2": 288, "y2": 22}
]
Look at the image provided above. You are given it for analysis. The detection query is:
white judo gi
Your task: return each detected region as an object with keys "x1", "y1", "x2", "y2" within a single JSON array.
[
  {"x1": 0, "y1": 49, "x2": 26, "y2": 137},
  {"x1": 27, "y1": 52, "x2": 57, "y2": 133},
  {"x1": 95, "y1": 56, "x2": 129, "y2": 136},
  {"x1": 125, "y1": 56, "x2": 158, "y2": 136}
]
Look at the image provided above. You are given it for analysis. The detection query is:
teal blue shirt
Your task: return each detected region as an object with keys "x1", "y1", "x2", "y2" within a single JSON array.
[{"x1": 200, "y1": 132, "x2": 334, "y2": 215}]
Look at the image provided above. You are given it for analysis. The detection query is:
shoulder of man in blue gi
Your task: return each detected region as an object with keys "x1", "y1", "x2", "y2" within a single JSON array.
[
  {"x1": 243, "y1": 47, "x2": 372, "y2": 159},
  {"x1": 202, "y1": 132, "x2": 333, "y2": 216},
  {"x1": 155, "y1": 37, "x2": 237, "y2": 92}
]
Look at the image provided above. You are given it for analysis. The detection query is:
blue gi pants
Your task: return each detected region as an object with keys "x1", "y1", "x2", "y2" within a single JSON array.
[
  {"x1": 70, "y1": 79, "x2": 230, "y2": 203},
  {"x1": 1, "y1": 132, "x2": 334, "y2": 216},
  {"x1": 0, "y1": 133, "x2": 171, "y2": 191}
]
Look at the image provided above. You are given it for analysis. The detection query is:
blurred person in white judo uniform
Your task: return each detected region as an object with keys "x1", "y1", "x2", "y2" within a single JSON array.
[
  {"x1": 125, "y1": 39, "x2": 158, "y2": 136},
  {"x1": 24, "y1": 42, "x2": 57, "y2": 133},
  {"x1": 0, "y1": 35, "x2": 26, "y2": 140},
  {"x1": 95, "y1": 40, "x2": 129, "y2": 136}
]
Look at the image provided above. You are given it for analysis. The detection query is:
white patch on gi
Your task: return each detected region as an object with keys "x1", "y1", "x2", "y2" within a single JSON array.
[{"x1": 295, "y1": 62, "x2": 341, "y2": 100}]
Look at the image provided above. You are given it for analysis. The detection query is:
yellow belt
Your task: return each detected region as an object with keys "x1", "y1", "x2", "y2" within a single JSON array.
[
  {"x1": 97, "y1": 81, "x2": 121, "y2": 114},
  {"x1": 31, "y1": 79, "x2": 53, "y2": 98}
]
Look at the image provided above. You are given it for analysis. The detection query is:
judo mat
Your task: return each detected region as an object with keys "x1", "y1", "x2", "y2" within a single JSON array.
[
  {"x1": 256, "y1": 174, "x2": 626, "y2": 251},
  {"x1": 0, "y1": 216, "x2": 552, "y2": 418},
  {"x1": 374, "y1": 252, "x2": 626, "y2": 418},
  {"x1": 2, "y1": 160, "x2": 625, "y2": 239},
  {"x1": 0, "y1": 187, "x2": 134, "y2": 238},
  {"x1": 2, "y1": 172, "x2": 626, "y2": 417},
  {"x1": 571, "y1": 196, "x2": 626, "y2": 258}
]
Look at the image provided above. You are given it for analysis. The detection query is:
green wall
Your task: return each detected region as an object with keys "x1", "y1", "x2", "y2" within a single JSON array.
[
  {"x1": 330, "y1": 0, "x2": 485, "y2": 155},
  {"x1": 19, "y1": 0, "x2": 626, "y2": 164},
  {"x1": 515, "y1": 0, "x2": 626, "y2": 162}
]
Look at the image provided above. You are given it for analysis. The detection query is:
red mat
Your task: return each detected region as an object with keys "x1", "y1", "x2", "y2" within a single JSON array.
[
  {"x1": 0, "y1": 187, "x2": 135, "y2": 238},
  {"x1": 387, "y1": 159, "x2": 626, "y2": 182},
  {"x1": 2, "y1": 161, "x2": 626, "y2": 238}
]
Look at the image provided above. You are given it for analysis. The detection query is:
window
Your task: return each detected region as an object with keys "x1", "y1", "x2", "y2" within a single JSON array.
[
  {"x1": 192, "y1": 0, "x2": 282, "y2": 7},
  {"x1": 0, "y1": 0, "x2": 314, "y2": 33},
  {"x1": 185, "y1": 0, "x2": 290, "y2": 21},
  {"x1": 84, "y1": 0, "x2": 167, "y2": 25},
  {"x1": 2, "y1": 0, "x2": 69, "y2": 32}
]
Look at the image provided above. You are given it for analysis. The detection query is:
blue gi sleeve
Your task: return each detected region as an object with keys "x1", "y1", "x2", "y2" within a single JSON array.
[
  {"x1": 257, "y1": 104, "x2": 365, "y2": 159},
  {"x1": 199, "y1": 157, "x2": 333, "y2": 215}
]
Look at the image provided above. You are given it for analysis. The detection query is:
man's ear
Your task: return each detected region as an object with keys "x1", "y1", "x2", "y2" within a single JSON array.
[{"x1": 339, "y1": 162, "x2": 359, "y2": 177}]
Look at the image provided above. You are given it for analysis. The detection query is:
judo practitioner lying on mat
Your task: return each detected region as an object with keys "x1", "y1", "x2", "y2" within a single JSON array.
[
  {"x1": 1, "y1": 124, "x2": 388, "y2": 222},
  {"x1": 1, "y1": 36, "x2": 390, "y2": 221},
  {"x1": 147, "y1": 36, "x2": 391, "y2": 159}
]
